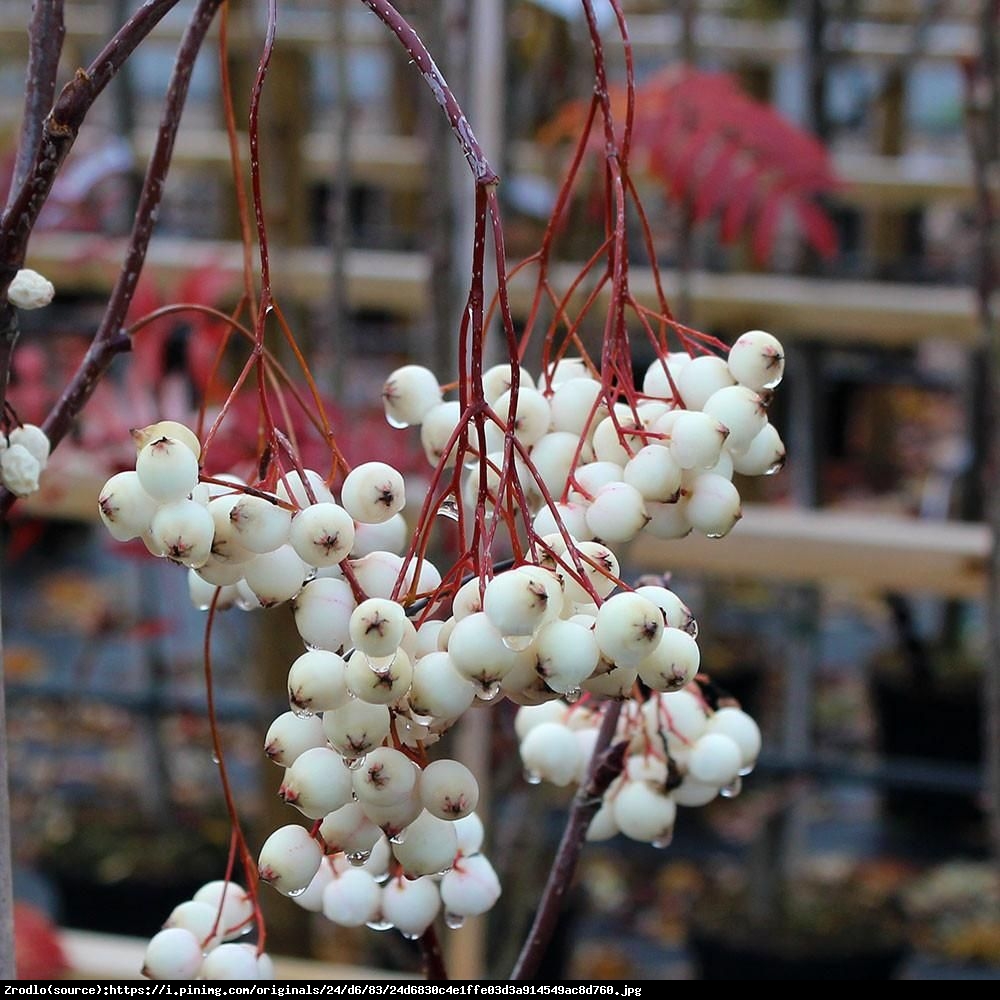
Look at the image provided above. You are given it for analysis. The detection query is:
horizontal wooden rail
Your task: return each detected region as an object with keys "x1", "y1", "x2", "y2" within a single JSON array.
[
  {"x1": 137, "y1": 128, "x2": 990, "y2": 207},
  {"x1": 627, "y1": 503, "x2": 989, "y2": 599},
  {"x1": 0, "y1": 7, "x2": 976, "y2": 62},
  {"x1": 25, "y1": 231, "x2": 986, "y2": 345},
  {"x1": 60, "y1": 928, "x2": 414, "y2": 980}
]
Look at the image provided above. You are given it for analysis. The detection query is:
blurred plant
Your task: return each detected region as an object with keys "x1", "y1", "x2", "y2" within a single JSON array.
[{"x1": 542, "y1": 66, "x2": 839, "y2": 263}]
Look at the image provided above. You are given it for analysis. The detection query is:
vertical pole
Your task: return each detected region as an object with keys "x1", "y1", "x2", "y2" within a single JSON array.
[{"x1": 0, "y1": 569, "x2": 14, "y2": 979}]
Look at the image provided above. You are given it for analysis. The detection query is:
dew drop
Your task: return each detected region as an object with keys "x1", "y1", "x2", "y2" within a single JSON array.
[
  {"x1": 705, "y1": 531, "x2": 725, "y2": 539},
  {"x1": 475, "y1": 682, "x2": 501, "y2": 702},
  {"x1": 195, "y1": 601, "x2": 212, "y2": 612},
  {"x1": 684, "y1": 617, "x2": 699, "y2": 638},
  {"x1": 285, "y1": 886, "x2": 306, "y2": 897},
  {"x1": 385, "y1": 413, "x2": 410, "y2": 430},
  {"x1": 720, "y1": 777, "x2": 743, "y2": 798},
  {"x1": 436, "y1": 498, "x2": 460, "y2": 521},
  {"x1": 346, "y1": 850, "x2": 371, "y2": 866},
  {"x1": 366, "y1": 918, "x2": 394, "y2": 931},
  {"x1": 291, "y1": 705, "x2": 315, "y2": 719},
  {"x1": 738, "y1": 763, "x2": 756, "y2": 777},
  {"x1": 389, "y1": 830, "x2": 407, "y2": 845},
  {"x1": 210, "y1": 753, "x2": 221, "y2": 765},
  {"x1": 367, "y1": 652, "x2": 397, "y2": 672},
  {"x1": 402, "y1": 931, "x2": 421, "y2": 941},
  {"x1": 651, "y1": 831, "x2": 674, "y2": 850},
  {"x1": 563, "y1": 687, "x2": 583, "y2": 704},
  {"x1": 344, "y1": 755, "x2": 367, "y2": 771},
  {"x1": 764, "y1": 457, "x2": 786, "y2": 476},
  {"x1": 501, "y1": 634, "x2": 533, "y2": 651},
  {"x1": 523, "y1": 769, "x2": 542, "y2": 786},
  {"x1": 444, "y1": 912, "x2": 466, "y2": 930}
]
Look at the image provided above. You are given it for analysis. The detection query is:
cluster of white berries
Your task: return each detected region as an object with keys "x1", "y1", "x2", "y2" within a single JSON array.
[
  {"x1": 142, "y1": 881, "x2": 274, "y2": 980},
  {"x1": 383, "y1": 329, "x2": 785, "y2": 542},
  {"x1": 97, "y1": 329, "x2": 785, "y2": 977},
  {"x1": 516, "y1": 691, "x2": 760, "y2": 848},
  {"x1": 0, "y1": 422, "x2": 50, "y2": 497}
]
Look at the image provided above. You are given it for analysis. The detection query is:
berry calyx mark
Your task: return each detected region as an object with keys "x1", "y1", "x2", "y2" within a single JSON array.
[
  {"x1": 318, "y1": 532, "x2": 341, "y2": 555},
  {"x1": 376, "y1": 485, "x2": 395, "y2": 508},
  {"x1": 367, "y1": 763, "x2": 387, "y2": 787}
]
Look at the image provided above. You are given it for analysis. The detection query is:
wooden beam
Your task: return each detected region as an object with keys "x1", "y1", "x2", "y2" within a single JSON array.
[
  {"x1": 25, "y1": 231, "x2": 987, "y2": 345},
  {"x1": 627, "y1": 503, "x2": 989, "y2": 600},
  {"x1": 137, "y1": 128, "x2": 991, "y2": 207}
]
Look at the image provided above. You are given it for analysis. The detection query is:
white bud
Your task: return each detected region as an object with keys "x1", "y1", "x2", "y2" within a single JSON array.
[
  {"x1": 0, "y1": 443, "x2": 40, "y2": 496},
  {"x1": 8, "y1": 424, "x2": 49, "y2": 469},
  {"x1": 7, "y1": 268, "x2": 54, "y2": 309}
]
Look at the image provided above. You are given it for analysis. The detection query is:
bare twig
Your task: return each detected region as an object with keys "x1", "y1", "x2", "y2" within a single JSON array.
[
  {"x1": 509, "y1": 703, "x2": 626, "y2": 980},
  {"x1": 359, "y1": 0, "x2": 499, "y2": 186},
  {"x1": 8, "y1": 0, "x2": 65, "y2": 203},
  {"x1": 419, "y1": 924, "x2": 448, "y2": 981},
  {"x1": 0, "y1": 0, "x2": 224, "y2": 516}
]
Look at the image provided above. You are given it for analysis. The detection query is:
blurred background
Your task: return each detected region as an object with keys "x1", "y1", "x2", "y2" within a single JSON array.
[{"x1": 2, "y1": 0, "x2": 999, "y2": 981}]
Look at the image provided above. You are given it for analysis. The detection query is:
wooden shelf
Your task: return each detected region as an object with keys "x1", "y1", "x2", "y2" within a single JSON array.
[
  {"x1": 60, "y1": 928, "x2": 414, "y2": 981},
  {"x1": 26, "y1": 231, "x2": 986, "y2": 345},
  {"x1": 627, "y1": 503, "x2": 988, "y2": 599}
]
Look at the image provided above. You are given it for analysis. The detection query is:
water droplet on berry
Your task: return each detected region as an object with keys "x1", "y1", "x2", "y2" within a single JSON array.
[
  {"x1": 445, "y1": 912, "x2": 466, "y2": 930},
  {"x1": 402, "y1": 932, "x2": 420, "y2": 941},
  {"x1": 436, "y1": 499, "x2": 460, "y2": 521},
  {"x1": 344, "y1": 755, "x2": 367, "y2": 771},
  {"x1": 389, "y1": 830, "x2": 406, "y2": 845},
  {"x1": 523, "y1": 769, "x2": 542, "y2": 785},
  {"x1": 764, "y1": 458, "x2": 784, "y2": 475},
  {"x1": 366, "y1": 652, "x2": 397, "y2": 672},
  {"x1": 211, "y1": 753, "x2": 221, "y2": 765},
  {"x1": 501, "y1": 634, "x2": 533, "y2": 651},
  {"x1": 346, "y1": 850, "x2": 371, "y2": 866},
  {"x1": 286, "y1": 886, "x2": 306, "y2": 897},
  {"x1": 475, "y1": 682, "x2": 501, "y2": 702},
  {"x1": 366, "y1": 918, "x2": 394, "y2": 931},
  {"x1": 738, "y1": 763, "x2": 755, "y2": 777},
  {"x1": 385, "y1": 413, "x2": 410, "y2": 430},
  {"x1": 651, "y1": 831, "x2": 674, "y2": 849},
  {"x1": 291, "y1": 705, "x2": 315, "y2": 719},
  {"x1": 563, "y1": 687, "x2": 583, "y2": 704},
  {"x1": 720, "y1": 777, "x2": 743, "y2": 798}
]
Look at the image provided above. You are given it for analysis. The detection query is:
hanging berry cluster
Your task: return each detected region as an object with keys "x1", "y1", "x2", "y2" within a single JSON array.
[{"x1": 91, "y1": 0, "x2": 791, "y2": 983}]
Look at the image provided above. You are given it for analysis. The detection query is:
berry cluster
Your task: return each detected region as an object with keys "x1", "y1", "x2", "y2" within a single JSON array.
[
  {"x1": 96, "y1": 328, "x2": 785, "y2": 980},
  {"x1": 516, "y1": 691, "x2": 760, "y2": 848},
  {"x1": 387, "y1": 329, "x2": 785, "y2": 543},
  {"x1": 142, "y1": 881, "x2": 273, "y2": 980}
]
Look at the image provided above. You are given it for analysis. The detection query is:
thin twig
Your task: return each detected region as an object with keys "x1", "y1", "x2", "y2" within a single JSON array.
[
  {"x1": 359, "y1": 0, "x2": 499, "y2": 186},
  {"x1": 0, "y1": 0, "x2": 224, "y2": 518},
  {"x1": 419, "y1": 924, "x2": 448, "y2": 981},
  {"x1": 8, "y1": 0, "x2": 65, "y2": 204},
  {"x1": 509, "y1": 703, "x2": 626, "y2": 980}
]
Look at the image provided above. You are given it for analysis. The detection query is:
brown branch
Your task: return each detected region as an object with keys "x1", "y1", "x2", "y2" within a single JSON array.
[
  {"x1": 359, "y1": 0, "x2": 499, "y2": 186},
  {"x1": 0, "y1": 0, "x2": 224, "y2": 520},
  {"x1": 509, "y1": 703, "x2": 626, "y2": 980},
  {"x1": 419, "y1": 924, "x2": 448, "y2": 981},
  {"x1": 8, "y1": 0, "x2": 65, "y2": 203}
]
